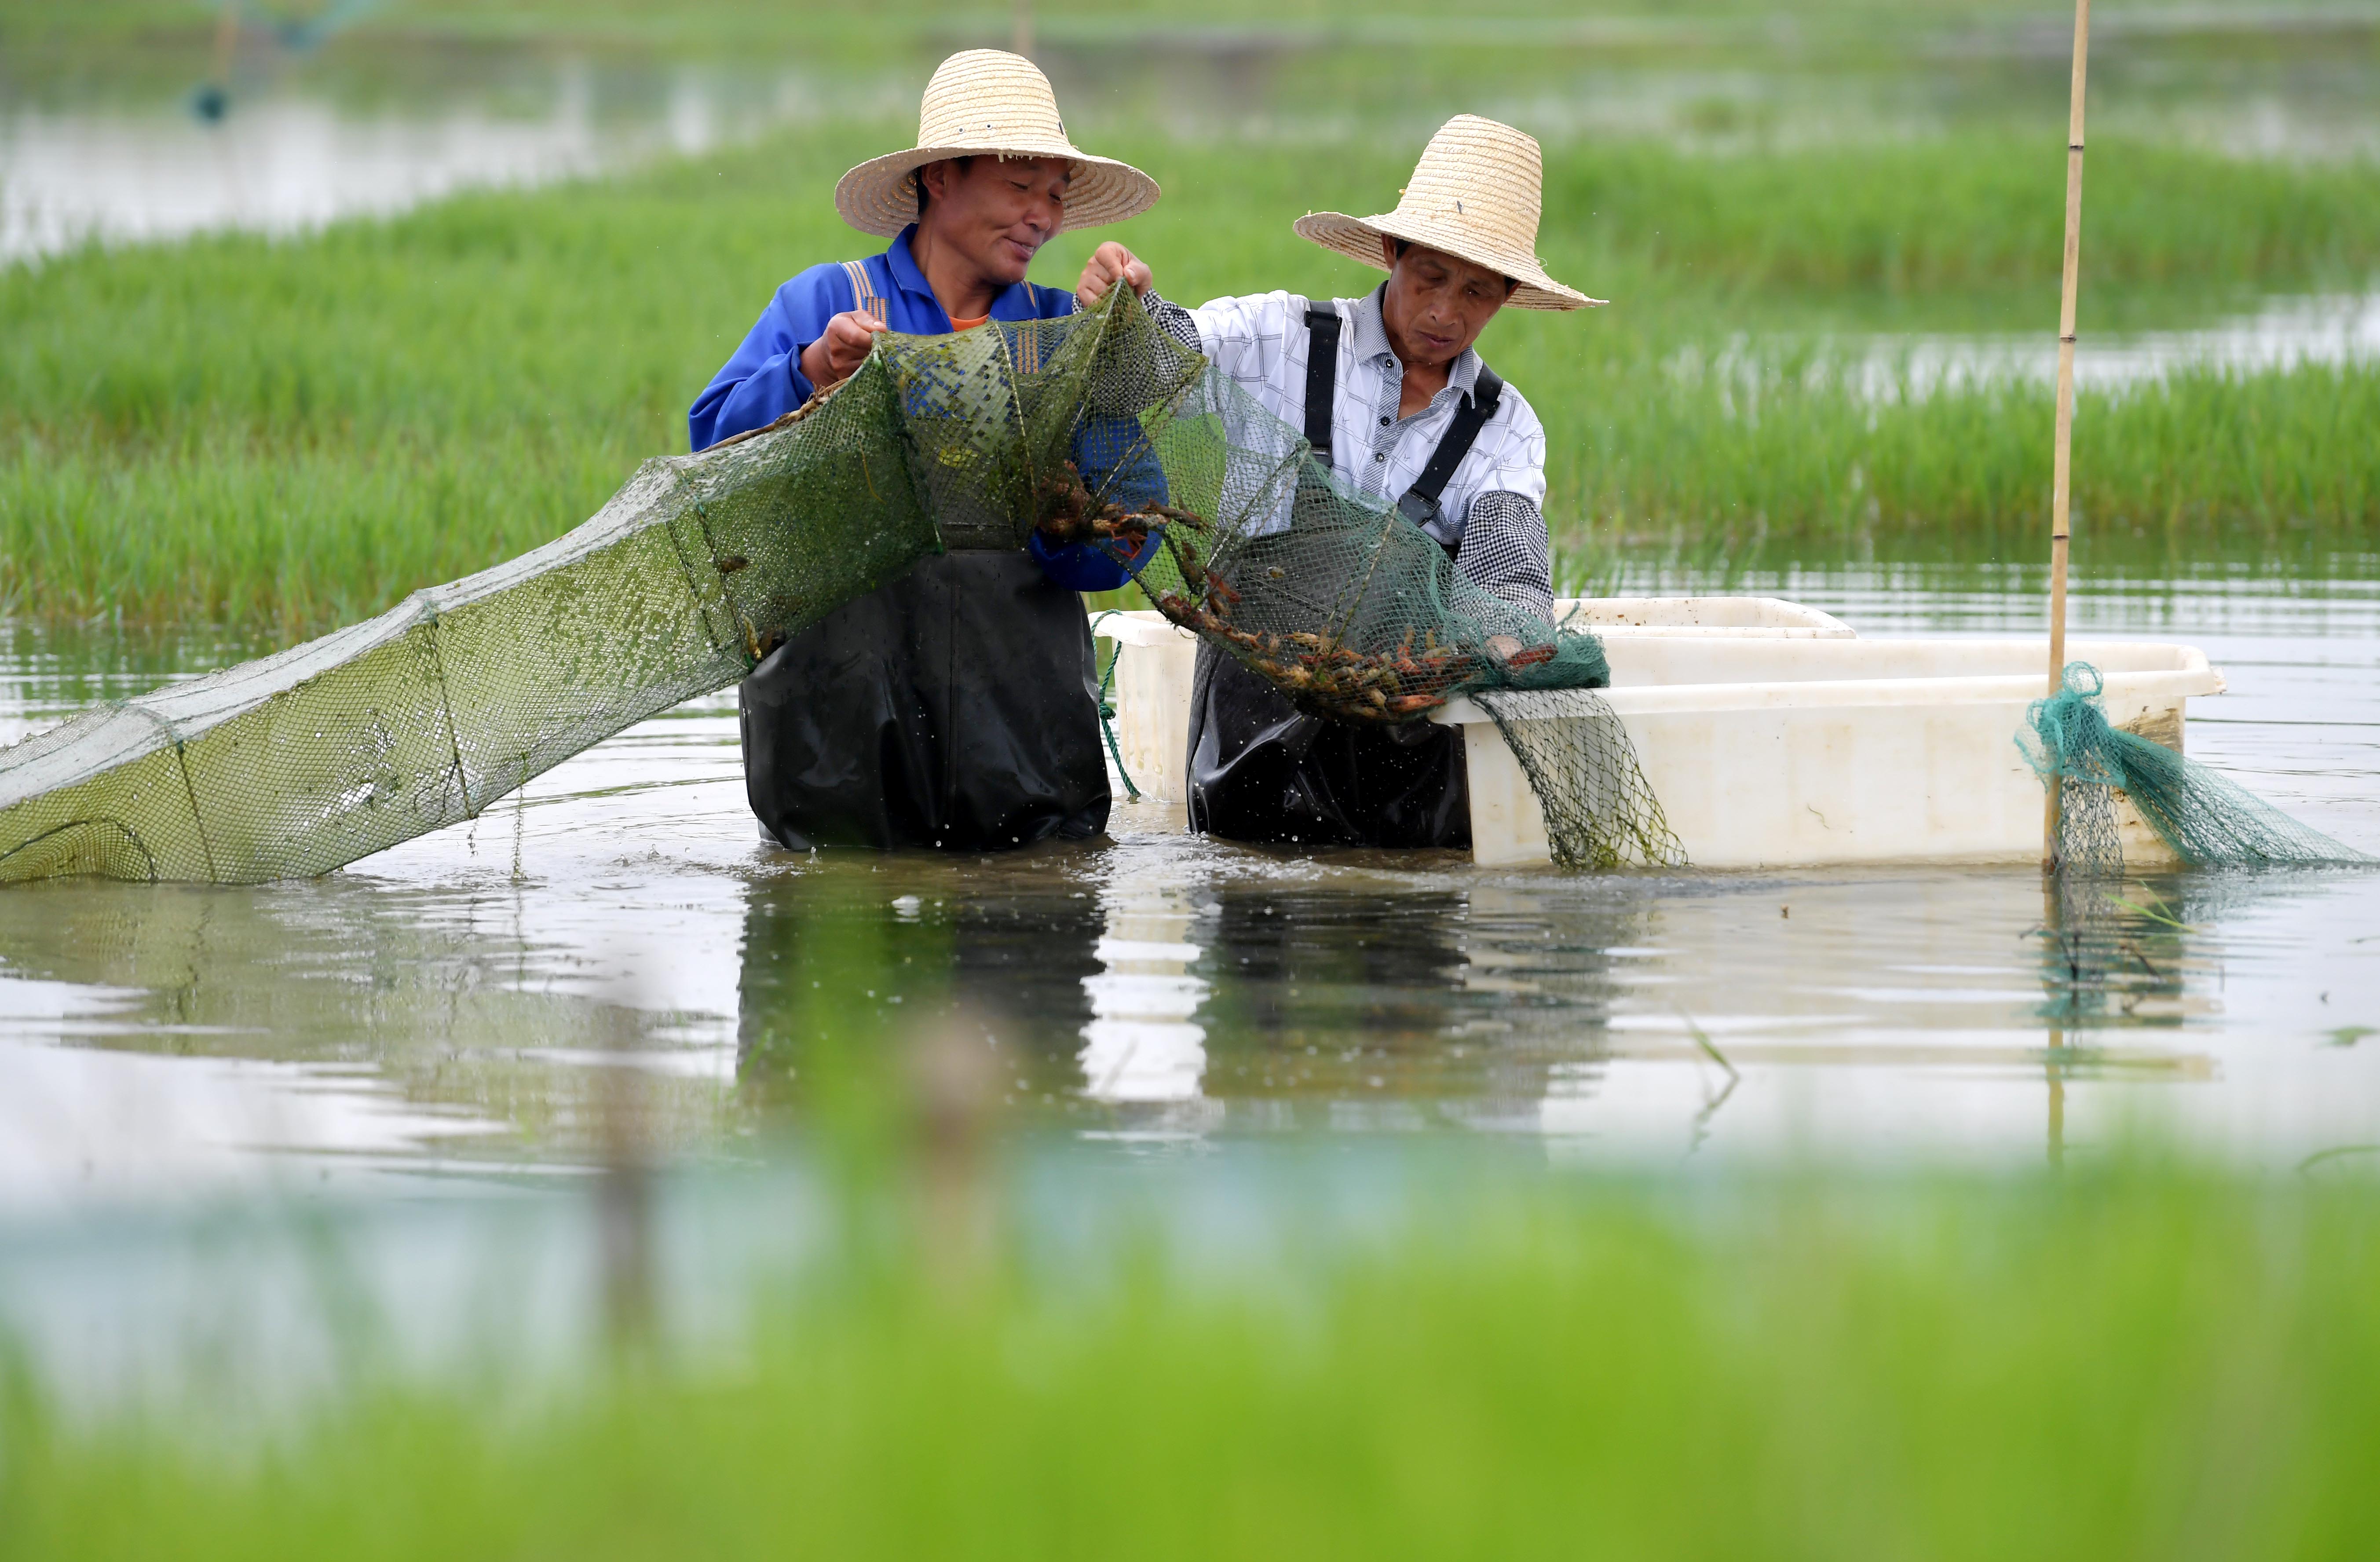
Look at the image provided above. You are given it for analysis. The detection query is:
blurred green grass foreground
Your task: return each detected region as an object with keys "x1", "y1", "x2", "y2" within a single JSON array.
[{"x1": 7, "y1": 1167, "x2": 2380, "y2": 1560}]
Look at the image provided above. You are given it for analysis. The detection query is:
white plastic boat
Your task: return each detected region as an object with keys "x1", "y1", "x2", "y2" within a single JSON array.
[{"x1": 1094, "y1": 600, "x2": 2224, "y2": 870}]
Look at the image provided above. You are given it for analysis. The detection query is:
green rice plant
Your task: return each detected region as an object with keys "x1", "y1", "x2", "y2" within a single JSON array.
[
  {"x1": 1532, "y1": 357, "x2": 2380, "y2": 573},
  {"x1": 3, "y1": 128, "x2": 2375, "y2": 631},
  {"x1": 6, "y1": 1168, "x2": 2380, "y2": 1560},
  {"x1": 1542, "y1": 136, "x2": 2380, "y2": 298},
  {"x1": 0, "y1": 126, "x2": 896, "y2": 629}
]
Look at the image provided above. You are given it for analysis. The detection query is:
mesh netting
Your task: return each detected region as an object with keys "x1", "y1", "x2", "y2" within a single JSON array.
[
  {"x1": 2022, "y1": 662, "x2": 2370, "y2": 874},
  {"x1": 1474, "y1": 690, "x2": 1686, "y2": 869},
  {"x1": 0, "y1": 298, "x2": 1152, "y2": 885},
  {"x1": 0, "y1": 288, "x2": 1671, "y2": 883},
  {"x1": 1122, "y1": 368, "x2": 1612, "y2": 723},
  {"x1": 1058, "y1": 328, "x2": 1681, "y2": 868}
]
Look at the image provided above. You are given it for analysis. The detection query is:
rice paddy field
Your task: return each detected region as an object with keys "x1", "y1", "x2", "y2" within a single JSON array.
[
  {"x1": 4, "y1": 1, "x2": 2380, "y2": 1554},
  {"x1": 4, "y1": 0, "x2": 2378, "y2": 627},
  {"x1": 7, "y1": 129, "x2": 2380, "y2": 628}
]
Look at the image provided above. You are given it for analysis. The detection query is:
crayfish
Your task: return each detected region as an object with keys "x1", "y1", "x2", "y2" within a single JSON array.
[{"x1": 1032, "y1": 462, "x2": 1209, "y2": 563}]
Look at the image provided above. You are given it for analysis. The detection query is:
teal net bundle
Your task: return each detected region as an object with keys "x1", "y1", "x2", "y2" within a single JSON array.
[
  {"x1": 0, "y1": 289, "x2": 1674, "y2": 883},
  {"x1": 2022, "y1": 662, "x2": 2369, "y2": 875},
  {"x1": 2022, "y1": 664, "x2": 2369, "y2": 1035}
]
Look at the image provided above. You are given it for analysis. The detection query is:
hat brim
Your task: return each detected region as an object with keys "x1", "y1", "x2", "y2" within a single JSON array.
[
  {"x1": 834, "y1": 146, "x2": 1160, "y2": 238},
  {"x1": 1291, "y1": 211, "x2": 1601, "y2": 312}
]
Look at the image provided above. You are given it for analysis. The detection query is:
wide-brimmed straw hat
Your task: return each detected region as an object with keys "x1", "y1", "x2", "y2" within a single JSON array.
[
  {"x1": 1292, "y1": 115, "x2": 1599, "y2": 311},
  {"x1": 834, "y1": 50, "x2": 1160, "y2": 238}
]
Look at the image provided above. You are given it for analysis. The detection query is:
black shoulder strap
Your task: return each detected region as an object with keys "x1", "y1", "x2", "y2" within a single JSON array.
[
  {"x1": 1303, "y1": 303, "x2": 1342, "y2": 460},
  {"x1": 1405, "y1": 365, "x2": 1504, "y2": 508}
]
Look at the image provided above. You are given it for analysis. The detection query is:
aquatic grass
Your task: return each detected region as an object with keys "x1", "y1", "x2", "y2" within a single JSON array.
[
  {"x1": 0, "y1": 426, "x2": 657, "y2": 628},
  {"x1": 7, "y1": 1169, "x2": 2380, "y2": 1559},
  {"x1": 1545, "y1": 135, "x2": 2380, "y2": 297},
  {"x1": 1533, "y1": 356, "x2": 2380, "y2": 574},
  {"x1": 3, "y1": 129, "x2": 2376, "y2": 630},
  {"x1": 0, "y1": 124, "x2": 896, "y2": 629}
]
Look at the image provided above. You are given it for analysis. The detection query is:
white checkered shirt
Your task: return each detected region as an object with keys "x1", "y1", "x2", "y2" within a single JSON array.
[
  {"x1": 1184, "y1": 285, "x2": 1548, "y2": 538},
  {"x1": 1149, "y1": 285, "x2": 1554, "y2": 620}
]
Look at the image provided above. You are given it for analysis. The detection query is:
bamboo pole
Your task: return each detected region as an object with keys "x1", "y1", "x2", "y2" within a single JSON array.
[
  {"x1": 2043, "y1": 0, "x2": 2092, "y2": 870},
  {"x1": 211, "y1": 0, "x2": 238, "y2": 84}
]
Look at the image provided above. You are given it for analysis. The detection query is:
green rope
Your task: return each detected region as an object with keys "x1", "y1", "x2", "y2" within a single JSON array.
[{"x1": 1088, "y1": 610, "x2": 1141, "y2": 803}]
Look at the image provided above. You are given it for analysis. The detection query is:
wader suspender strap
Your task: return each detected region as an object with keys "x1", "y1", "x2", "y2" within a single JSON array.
[
  {"x1": 1302, "y1": 303, "x2": 1342, "y2": 460},
  {"x1": 841, "y1": 259, "x2": 888, "y2": 323},
  {"x1": 1402, "y1": 364, "x2": 1504, "y2": 515},
  {"x1": 1302, "y1": 305, "x2": 1505, "y2": 527}
]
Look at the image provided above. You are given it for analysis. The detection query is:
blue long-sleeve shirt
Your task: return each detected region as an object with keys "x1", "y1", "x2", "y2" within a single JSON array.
[
  {"x1": 689, "y1": 224, "x2": 1144, "y2": 589},
  {"x1": 688, "y1": 224, "x2": 1076, "y2": 449}
]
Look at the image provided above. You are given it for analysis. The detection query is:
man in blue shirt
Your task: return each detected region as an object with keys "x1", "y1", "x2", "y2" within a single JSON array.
[{"x1": 692, "y1": 50, "x2": 1162, "y2": 852}]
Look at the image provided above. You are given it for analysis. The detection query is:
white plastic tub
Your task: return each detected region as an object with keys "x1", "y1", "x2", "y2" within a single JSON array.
[
  {"x1": 1091, "y1": 602, "x2": 2223, "y2": 870},
  {"x1": 1442, "y1": 637, "x2": 2222, "y2": 868},
  {"x1": 1093, "y1": 598, "x2": 1853, "y2": 807},
  {"x1": 1094, "y1": 609, "x2": 1204, "y2": 805}
]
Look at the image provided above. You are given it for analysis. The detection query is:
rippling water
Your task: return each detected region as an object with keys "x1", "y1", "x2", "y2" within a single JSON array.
[{"x1": 2, "y1": 570, "x2": 2374, "y2": 1211}]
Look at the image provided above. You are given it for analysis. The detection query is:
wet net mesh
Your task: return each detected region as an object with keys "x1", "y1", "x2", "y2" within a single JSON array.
[
  {"x1": 1472, "y1": 690, "x2": 1685, "y2": 869},
  {"x1": 0, "y1": 289, "x2": 1672, "y2": 884},
  {"x1": 2023, "y1": 662, "x2": 2369, "y2": 874},
  {"x1": 0, "y1": 301, "x2": 1128, "y2": 884},
  {"x1": 1094, "y1": 327, "x2": 1680, "y2": 868}
]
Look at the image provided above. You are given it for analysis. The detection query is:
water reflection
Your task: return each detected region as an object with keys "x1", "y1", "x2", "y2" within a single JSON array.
[
  {"x1": 735, "y1": 852, "x2": 1109, "y2": 1115},
  {"x1": 1078, "y1": 881, "x2": 1212, "y2": 1119},
  {"x1": 0, "y1": 871, "x2": 744, "y2": 1203}
]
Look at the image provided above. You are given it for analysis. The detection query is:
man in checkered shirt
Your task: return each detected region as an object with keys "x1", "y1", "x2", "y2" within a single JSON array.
[{"x1": 1079, "y1": 114, "x2": 1600, "y2": 849}]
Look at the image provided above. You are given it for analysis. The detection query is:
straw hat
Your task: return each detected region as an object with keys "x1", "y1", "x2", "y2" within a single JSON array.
[
  {"x1": 834, "y1": 50, "x2": 1159, "y2": 238},
  {"x1": 1292, "y1": 115, "x2": 1599, "y2": 311}
]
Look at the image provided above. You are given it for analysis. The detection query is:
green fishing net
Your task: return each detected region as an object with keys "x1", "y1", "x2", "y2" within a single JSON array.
[
  {"x1": 0, "y1": 300, "x2": 1137, "y2": 884},
  {"x1": 2023, "y1": 662, "x2": 2369, "y2": 874},
  {"x1": 1123, "y1": 367, "x2": 1608, "y2": 721},
  {"x1": 1470, "y1": 689, "x2": 1686, "y2": 870},
  {"x1": 1097, "y1": 338, "x2": 1681, "y2": 868},
  {"x1": 0, "y1": 288, "x2": 1671, "y2": 883}
]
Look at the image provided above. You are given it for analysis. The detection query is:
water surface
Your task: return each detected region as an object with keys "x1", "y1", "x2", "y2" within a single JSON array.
[
  {"x1": 1682, "y1": 289, "x2": 2380, "y2": 405},
  {"x1": 3, "y1": 570, "x2": 2374, "y2": 1211},
  {"x1": 0, "y1": 59, "x2": 824, "y2": 262}
]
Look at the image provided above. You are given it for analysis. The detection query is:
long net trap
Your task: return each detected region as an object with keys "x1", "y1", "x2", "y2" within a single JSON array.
[
  {"x1": 0, "y1": 289, "x2": 1677, "y2": 883},
  {"x1": 0, "y1": 287, "x2": 2354, "y2": 884},
  {"x1": 0, "y1": 293, "x2": 1116, "y2": 883}
]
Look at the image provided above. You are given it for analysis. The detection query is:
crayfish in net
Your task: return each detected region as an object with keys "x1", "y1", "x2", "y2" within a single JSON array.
[
  {"x1": 1031, "y1": 461, "x2": 1206, "y2": 559},
  {"x1": 1145, "y1": 585, "x2": 1555, "y2": 725}
]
